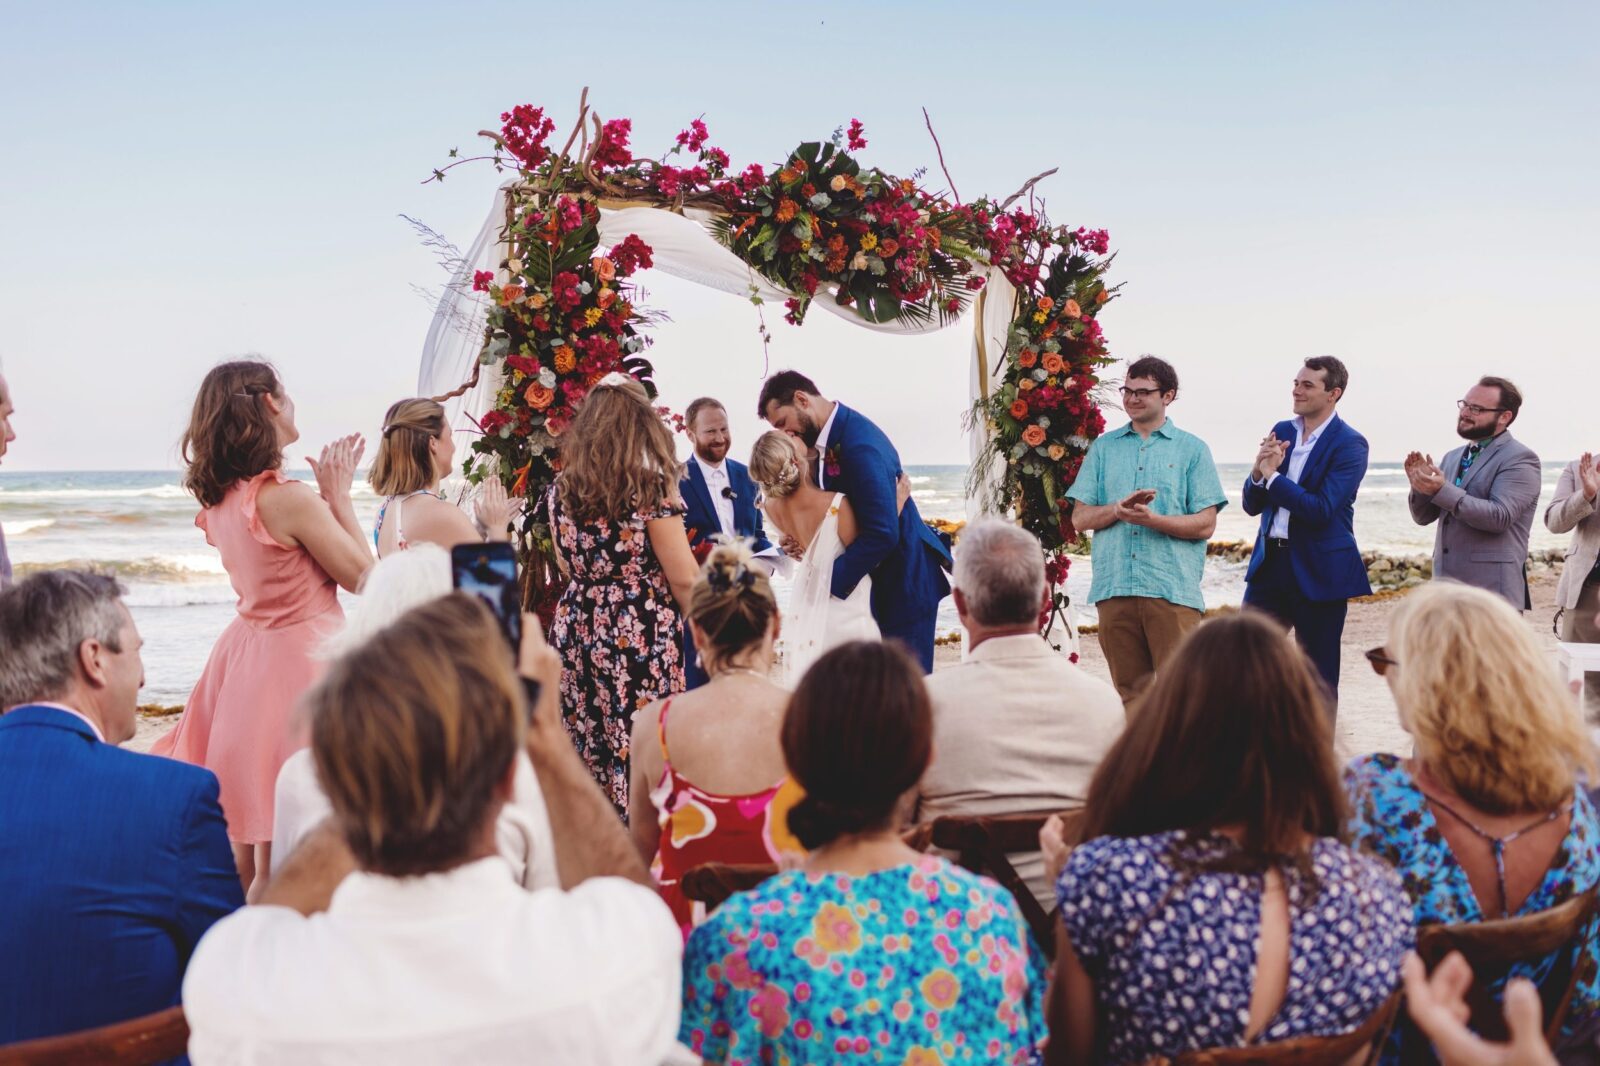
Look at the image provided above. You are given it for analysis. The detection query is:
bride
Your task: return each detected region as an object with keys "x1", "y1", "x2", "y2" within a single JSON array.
[{"x1": 748, "y1": 431, "x2": 909, "y2": 683}]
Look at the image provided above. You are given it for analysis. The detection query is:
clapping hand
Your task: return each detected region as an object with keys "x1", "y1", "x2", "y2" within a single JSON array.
[
  {"x1": 1112, "y1": 488, "x2": 1157, "y2": 526},
  {"x1": 1401, "y1": 951, "x2": 1556, "y2": 1066},
  {"x1": 475, "y1": 476, "x2": 516, "y2": 535},
  {"x1": 1579, "y1": 452, "x2": 1599, "y2": 503},
  {"x1": 306, "y1": 433, "x2": 364, "y2": 502},
  {"x1": 1405, "y1": 451, "x2": 1445, "y2": 496},
  {"x1": 1040, "y1": 814, "x2": 1075, "y2": 887},
  {"x1": 1253, "y1": 433, "x2": 1289, "y2": 482}
]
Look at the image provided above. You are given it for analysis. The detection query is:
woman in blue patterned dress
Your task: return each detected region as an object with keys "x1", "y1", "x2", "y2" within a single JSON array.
[
  {"x1": 1346, "y1": 582, "x2": 1600, "y2": 1057},
  {"x1": 1044, "y1": 612, "x2": 1414, "y2": 1066},
  {"x1": 680, "y1": 641, "x2": 1048, "y2": 1065},
  {"x1": 548, "y1": 375, "x2": 699, "y2": 814}
]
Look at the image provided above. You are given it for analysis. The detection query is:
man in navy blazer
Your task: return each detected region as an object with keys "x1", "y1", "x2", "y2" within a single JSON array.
[
  {"x1": 678, "y1": 396, "x2": 777, "y2": 688},
  {"x1": 0, "y1": 570, "x2": 242, "y2": 1045},
  {"x1": 760, "y1": 371, "x2": 952, "y2": 672},
  {"x1": 1242, "y1": 357, "x2": 1372, "y2": 705}
]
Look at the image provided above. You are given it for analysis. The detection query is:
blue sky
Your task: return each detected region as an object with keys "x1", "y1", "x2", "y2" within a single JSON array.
[{"x1": 2, "y1": 1, "x2": 1595, "y2": 470}]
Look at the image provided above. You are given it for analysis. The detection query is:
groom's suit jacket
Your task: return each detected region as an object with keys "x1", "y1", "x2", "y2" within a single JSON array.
[
  {"x1": 679, "y1": 457, "x2": 773, "y2": 554},
  {"x1": 819, "y1": 404, "x2": 951, "y2": 625},
  {"x1": 1409, "y1": 430, "x2": 1541, "y2": 609}
]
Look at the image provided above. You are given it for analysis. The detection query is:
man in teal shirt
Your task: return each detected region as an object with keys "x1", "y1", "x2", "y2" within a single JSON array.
[{"x1": 1068, "y1": 356, "x2": 1227, "y2": 704}]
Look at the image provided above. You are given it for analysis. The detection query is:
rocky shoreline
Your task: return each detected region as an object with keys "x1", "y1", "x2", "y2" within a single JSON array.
[{"x1": 1205, "y1": 540, "x2": 1568, "y2": 591}]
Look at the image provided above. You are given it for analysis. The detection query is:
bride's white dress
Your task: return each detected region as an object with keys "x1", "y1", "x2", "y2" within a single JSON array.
[{"x1": 781, "y1": 493, "x2": 880, "y2": 685}]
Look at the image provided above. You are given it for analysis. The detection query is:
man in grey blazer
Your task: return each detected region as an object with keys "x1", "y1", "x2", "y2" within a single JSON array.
[
  {"x1": 1406, "y1": 376, "x2": 1541, "y2": 610},
  {"x1": 1547, "y1": 451, "x2": 1600, "y2": 706}
]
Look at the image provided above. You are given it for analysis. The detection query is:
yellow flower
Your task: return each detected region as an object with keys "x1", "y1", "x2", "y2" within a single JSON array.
[
  {"x1": 1032, "y1": 312, "x2": 1046, "y2": 324},
  {"x1": 813, "y1": 902, "x2": 862, "y2": 954},
  {"x1": 583, "y1": 307, "x2": 604, "y2": 327},
  {"x1": 920, "y1": 968, "x2": 961, "y2": 1011},
  {"x1": 859, "y1": 232, "x2": 878, "y2": 252},
  {"x1": 830, "y1": 174, "x2": 850, "y2": 192}
]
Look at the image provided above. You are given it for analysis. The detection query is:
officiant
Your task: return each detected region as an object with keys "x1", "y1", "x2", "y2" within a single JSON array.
[{"x1": 680, "y1": 397, "x2": 783, "y2": 689}]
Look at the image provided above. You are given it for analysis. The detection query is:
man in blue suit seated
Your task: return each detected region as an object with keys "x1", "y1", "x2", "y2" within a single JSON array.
[
  {"x1": 1242, "y1": 356, "x2": 1372, "y2": 707},
  {"x1": 759, "y1": 370, "x2": 952, "y2": 672},
  {"x1": 678, "y1": 396, "x2": 779, "y2": 689},
  {"x1": 0, "y1": 570, "x2": 243, "y2": 1046}
]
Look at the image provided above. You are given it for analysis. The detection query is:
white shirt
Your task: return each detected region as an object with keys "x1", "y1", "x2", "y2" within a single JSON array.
[
  {"x1": 693, "y1": 452, "x2": 737, "y2": 538},
  {"x1": 813, "y1": 403, "x2": 841, "y2": 490},
  {"x1": 183, "y1": 860, "x2": 682, "y2": 1066},
  {"x1": 1258, "y1": 416, "x2": 1329, "y2": 540}
]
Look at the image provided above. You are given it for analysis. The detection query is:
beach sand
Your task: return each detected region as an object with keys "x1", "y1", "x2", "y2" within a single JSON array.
[{"x1": 130, "y1": 572, "x2": 1570, "y2": 760}]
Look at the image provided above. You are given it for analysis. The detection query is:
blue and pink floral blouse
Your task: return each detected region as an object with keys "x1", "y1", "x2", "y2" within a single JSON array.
[{"x1": 680, "y1": 855, "x2": 1046, "y2": 1065}]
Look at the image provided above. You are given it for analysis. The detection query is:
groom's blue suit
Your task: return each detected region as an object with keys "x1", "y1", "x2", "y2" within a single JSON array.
[
  {"x1": 679, "y1": 456, "x2": 773, "y2": 689},
  {"x1": 819, "y1": 404, "x2": 951, "y2": 672}
]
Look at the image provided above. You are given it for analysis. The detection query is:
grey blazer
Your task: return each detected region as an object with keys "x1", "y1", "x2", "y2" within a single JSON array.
[
  {"x1": 1408, "y1": 431, "x2": 1542, "y2": 609},
  {"x1": 1545, "y1": 458, "x2": 1600, "y2": 610}
]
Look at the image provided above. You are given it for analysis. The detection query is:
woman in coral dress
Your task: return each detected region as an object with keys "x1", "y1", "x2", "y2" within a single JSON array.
[{"x1": 154, "y1": 361, "x2": 373, "y2": 895}]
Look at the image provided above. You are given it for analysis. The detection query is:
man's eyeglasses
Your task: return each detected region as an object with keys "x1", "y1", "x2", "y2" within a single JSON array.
[
  {"x1": 1456, "y1": 401, "x2": 1504, "y2": 417},
  {"x1": 1119, "y1": 386, "x2": 1164, "y2": 399},
  {"x1": 1364, "y1": 646, "x2": 1399, "y2": 677}
]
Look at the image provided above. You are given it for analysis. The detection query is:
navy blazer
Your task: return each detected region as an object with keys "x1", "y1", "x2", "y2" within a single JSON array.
[
  {"x1": 680, "y1": 456, "x2": 773, "y2": 554},
  {"x1": 822, "y1": 404, "x2": 952, "y2": 624},
  {"x1": 1241, "y1": 415, "x2": 1373, "y2": 602},
  {"x1": 0, "y1": 705, "x2": 243, "y2": 1045}
]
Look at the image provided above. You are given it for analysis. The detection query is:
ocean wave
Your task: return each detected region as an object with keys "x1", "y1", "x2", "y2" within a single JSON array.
[
  {"x1": 122, "y1": 585, "x2": 238, "y2": 608},
  {"x1": 6, "y1": 518, "x2": 54, "y2": 536},
  {"x1": 0, "y1": 484, "x2": 190, "y2": 500},
  {"x1": 13, "y1": 554, "x2": 228, "y2": 582},
  {"x1": 908, "y1": 476, "x2": 933, "y2": 485}
]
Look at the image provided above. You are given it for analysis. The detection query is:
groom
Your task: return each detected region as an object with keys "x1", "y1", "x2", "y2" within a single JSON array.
[{"x1": 758, "y1": 370, "x2": 951, "y2": 672}]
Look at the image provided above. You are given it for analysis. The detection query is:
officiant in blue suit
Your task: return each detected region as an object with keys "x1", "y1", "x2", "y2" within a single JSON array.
[
  {"x1": 1242, "y1": 356, "x2": 1372, "y2": 706},
  {"x1": 679, "y1": 397, "x2": 778, "y2": 689}
]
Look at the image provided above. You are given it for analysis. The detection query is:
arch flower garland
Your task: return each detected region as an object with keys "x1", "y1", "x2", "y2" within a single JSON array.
[{"x1": 429, "y1": 96, "x2": 1119, "y2": 625}]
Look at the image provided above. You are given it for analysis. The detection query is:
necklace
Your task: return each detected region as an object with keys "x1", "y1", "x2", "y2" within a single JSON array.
[{"x1": 711, "y1": 666, "x2": 769, "y2": 681}]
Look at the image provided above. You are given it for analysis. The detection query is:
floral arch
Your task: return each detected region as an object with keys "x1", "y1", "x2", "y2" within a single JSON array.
[{"x1": 418, "y1": 92, "x2": 1119, "y2": 644}]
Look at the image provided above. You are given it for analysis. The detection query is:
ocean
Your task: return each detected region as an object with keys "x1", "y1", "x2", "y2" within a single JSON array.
[{"x1": 1, "y1": 463, "x2": 1576, "y2": 705}]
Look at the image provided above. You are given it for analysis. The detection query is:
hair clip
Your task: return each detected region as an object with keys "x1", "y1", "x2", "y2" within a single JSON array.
[{"x1": 595, "y1": 370, "x2": 634, "y2": 390}]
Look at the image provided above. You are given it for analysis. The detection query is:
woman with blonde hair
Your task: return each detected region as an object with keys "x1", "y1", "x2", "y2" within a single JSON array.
[
  {"x1": 627, "y1": 540, "x2": 801, "y2": 936},
  {"x1": 1347, "y1": 581, "x2": 1600, "y2": 1054},
  {"x1": 547, "y1": 373, "x2": 699, "y2": 812},
  {"x1": 370, "y1": 397, "x2": 514, "y2": 556},
  {"x1": 154, "y1": 360, "x2": 372, "y2": 895}
]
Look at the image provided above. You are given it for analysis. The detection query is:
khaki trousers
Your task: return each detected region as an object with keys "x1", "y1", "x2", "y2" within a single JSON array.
[
  {"x1": 1095, "y1": 596, "x2": 1204, "y2": 708},
  {"x1": 1559, "y1": 573, "x2": 1600, "y2": 715}
]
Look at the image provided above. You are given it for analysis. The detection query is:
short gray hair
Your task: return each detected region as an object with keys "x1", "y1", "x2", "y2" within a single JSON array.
[
  {"x1": 0, "y1": 570, "x2": 127, "y2": 709},
  {"x1": 952, "y1": 519, "x2": 1046, "y2": 626}
]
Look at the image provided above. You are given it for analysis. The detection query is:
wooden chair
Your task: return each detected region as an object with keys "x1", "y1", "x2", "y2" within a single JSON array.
[
  {"x1": 926, "y1": 807, "x2": 1088, "y2": 958},
  {"x1": 1412, "y1": 886, "x2": 1600, "y2": 1045},
  {"x1": 1161, "y1": 989, "x2": 1401, "y2": 1066},
  {"x1": 679, "y1": 861, "x2": 780, "y2": 912},
  {"x1": 0, "y1": 1006, "x2": 188, "y2": 1065}
]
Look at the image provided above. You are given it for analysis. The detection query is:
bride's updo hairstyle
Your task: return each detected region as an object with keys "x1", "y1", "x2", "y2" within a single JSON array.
[
  {"x1": 690, "y1": 540, "x2": 778, "y2": 674},
  {"x1": 181, "y1": 360, "x2": 284, "y2": 508},
  {"x1": 781, "y1": 641, "x2": 932, "y2": 849},
  {"x1": 370, "y1": 398, "x2": 447, "y2": 496},
  {"x1": 748, "y1": 430, "x2": 805, "y2": 498}
]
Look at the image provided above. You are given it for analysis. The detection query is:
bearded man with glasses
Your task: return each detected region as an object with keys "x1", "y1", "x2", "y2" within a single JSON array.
[
  {"x1": 1406, "y1": 375, "x2": 1542, "y2": 610},
  {"x1": 1067, "y1": 355, "x2": 1228, "y2": 707}
]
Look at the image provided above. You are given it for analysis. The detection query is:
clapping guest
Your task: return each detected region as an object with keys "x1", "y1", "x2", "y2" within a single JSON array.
[
  {"x1": 1045, "y1": 612, "x2": 1413, "y2": 1066},
  {"x1": 183, "y1": 595, "x2": 682, "y2": 1064},
  {"x1": 1545, "y1": 451, "x2": 1600, "y2": 710},
  {"x1": 370, "y1": 397, "x2": 515, "y2": 556},
  {"x1": 270, "y1": 544, "x2": 558, "y2": 891},
  {"x1": 548, "y1": 373, "x2": 699, "y2": 813},
  {"x1": 1347, "y1": 582, "x2": 1600, "y2": 1054},
  {"x1": 628, "y1": 540, "x2": 800, "y2": 936},
  {"x1": 680, "y1": 641, "x2": 1047, "y2": 1064},
  {"x1": 154, "y1": 360, "x2": 373, "y2": 896},
  {"x1": 0, "y1": 571, "x2": 241, "y2": 1044}
]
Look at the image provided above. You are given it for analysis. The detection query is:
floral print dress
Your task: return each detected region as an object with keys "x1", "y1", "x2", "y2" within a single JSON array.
[
  {"x1": 680, "y1": 856, "x2": 1047, "y2": 1065},
  {"x1": 1345, "y1": 753, "x2": 1600, "y2": 1045},
  {"x1": 549, "y1": 488, "x2": 685, "y2": 813}
]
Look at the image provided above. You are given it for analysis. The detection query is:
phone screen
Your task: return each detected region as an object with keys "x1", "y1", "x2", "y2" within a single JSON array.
[{"x1": 450, "y1": 542, "x2": 522, "y2": 651}]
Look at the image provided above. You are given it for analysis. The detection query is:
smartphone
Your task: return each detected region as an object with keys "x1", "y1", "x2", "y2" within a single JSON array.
[{"x1": 451, "y1": 542, "x2": 522, "y2": 652}]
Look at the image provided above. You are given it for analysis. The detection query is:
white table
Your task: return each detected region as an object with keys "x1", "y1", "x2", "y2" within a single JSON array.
[{"x1": 1558, "y1": 642, "x2": 1600, "y2": 716}]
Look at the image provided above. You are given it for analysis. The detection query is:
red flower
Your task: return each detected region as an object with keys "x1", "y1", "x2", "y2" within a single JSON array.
[
  {"x1": 965, "y1": 274, "x2": 986, "y2": 291},
  {"x1": 783, "y1": 297, "x2": 804, "y2": 325},
  {"x1": 500, "y1": 104, "x2": 556, "y2": 167},
  {"x1": 592, "y1": 118, "x2": 633, "y2": 169},
  {"x1": 472, "y1": 270, "x2": 494, "y2": 292},
  {"x1": 478, "y1": 410, "x2": 511, "y2": 435},
  {"x1": 610, "y1": 234, "x2": 654, "y2": 275},
  {"x1": 704, "y1": 147, "x2": 730, "y2": 172},
  {"x1": 555, "y1": 196, "x2": 583, "y2": 233},
  {"x1": 676, "y1": 119, "x2": 710, "y2": 152},
  {"x1": 740, "y1": 163, "x2": 767, "y2": 191},
  {"x1": 846, "y1": 118, "x2": 868, "y2": 151}
]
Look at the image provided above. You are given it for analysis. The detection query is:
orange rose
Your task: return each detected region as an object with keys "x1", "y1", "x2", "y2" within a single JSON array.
[
  {"x1": 1064, "y1": 298, "x2": 1083, "y2": 318},
  {"x1": 527, "y1": 292, "x2": 548, "y2": 310},
  {"x1": 1022, "y1": 425, "x2": 1047, "y2": 447},
  {"x1": 592, "y1": 256, "x2": 616, "y2": 282},
  {"x1": 1008, "y1": 399, "x2": 1029, "y2": 419},
  {"x1": 1095, "y1": 289, "x2": 1110, "y2": 305},
  {"x1": 553, "y1": 348, "x2": 576, "y2": 374},
  {"x1": 596, "y1": 287, "x2": 617, "y2": 309},
  {"x1": 1048, "y1": 443, "x2": 1066, "y2": 460},
  {"x1": 496, "y1": 284, "x2": 524, "y2": 307},
  {"x1": 1018, "y1": 378, "x2": 1036, "y2": 391},
  {"x1": 1037, "y1": 296, "x2": 1055, "y2": 313},
  {"x1": 878, "y1": 238, "x2": 899, "y2": 258},
  {"x1": 1043, "y1": 353, "x2": 1066, "y2": 375},
  {"x1": 1016, "y1": 349, "x2": 1038, "y2": 368},
  {"x1": 524, "y1": 383, "x2": 554, "y2": 409}
]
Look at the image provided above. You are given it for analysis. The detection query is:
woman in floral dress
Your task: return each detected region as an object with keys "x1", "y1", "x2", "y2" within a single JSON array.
[{"x1": 548, "y1": 374, "x2": 698, "y2": 813}]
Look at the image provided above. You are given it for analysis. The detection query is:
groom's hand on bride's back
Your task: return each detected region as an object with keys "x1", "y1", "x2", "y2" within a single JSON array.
[
  {"x1": 780, "y1": 534, "x2": 806, "y2": 561},
  {"x1": 896, "y1": 473, "x2": 913, "y2": 514}
]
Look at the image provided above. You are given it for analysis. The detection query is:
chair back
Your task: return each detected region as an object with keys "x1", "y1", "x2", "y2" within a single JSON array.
[
  {"x1": 678, "y1": 861, "x2": 779, "y2": 912},
  {"x1": 926, "y1": 808, "x2": 1087, "y2": 958},
  {"x1": 1162, "y1": 989, "x2": 1401, "y2": 1066},
  {"x1": 1414, "y1": 886, "x2": 1600, "y2": 1043},
  {"x1": 0, "y1": 1006, "x2": 189, "y2": 1065}
]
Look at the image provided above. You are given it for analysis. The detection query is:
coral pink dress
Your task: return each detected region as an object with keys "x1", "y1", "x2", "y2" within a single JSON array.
[{"x1": 152, "y1": 470, "x2": 342, "y2": 844}]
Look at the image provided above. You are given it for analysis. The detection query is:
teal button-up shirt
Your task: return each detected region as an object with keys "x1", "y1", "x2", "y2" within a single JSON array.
[{"x1": 1067, "y1": 419, "x2": 1227, "y2": 611}]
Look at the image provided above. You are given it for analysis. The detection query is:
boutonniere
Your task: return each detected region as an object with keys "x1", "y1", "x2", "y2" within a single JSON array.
[{"x1": 823, "y1": 444, "x2": 842, "y2": 479}]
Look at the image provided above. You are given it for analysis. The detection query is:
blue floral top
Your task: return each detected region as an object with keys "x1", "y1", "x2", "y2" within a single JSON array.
[
  {"x1": 680, "y1": 856, "x2": 1046, "y2": 1065},
  {"x1": 1057, "y1": 830, "x2": 1414, "y2": 1065},
  {"x1": 1345, "y1": 753, "x2": 1600, "y2": 1038}
]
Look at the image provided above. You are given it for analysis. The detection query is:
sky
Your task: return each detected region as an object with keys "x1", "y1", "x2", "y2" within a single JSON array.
[{"x1": 1, "y1": 1, "x2": 1596, "y2": 471}]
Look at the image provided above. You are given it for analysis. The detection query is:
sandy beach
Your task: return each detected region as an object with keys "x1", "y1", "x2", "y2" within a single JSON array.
[{"x1": 130, "y1": 570, "x2": 1572, "y2": 761}]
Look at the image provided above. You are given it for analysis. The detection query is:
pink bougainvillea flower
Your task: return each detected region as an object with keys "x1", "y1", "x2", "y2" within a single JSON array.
[
  {"x1": 472, "y1": 270, "x2": 494, "y2": 293},
  {"x1": 846, "y1": 118, "x2": 868, "y2": 151}
]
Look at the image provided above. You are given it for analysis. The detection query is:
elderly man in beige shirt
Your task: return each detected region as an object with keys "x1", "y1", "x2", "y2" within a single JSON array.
[
  {"x1": 913, "y1": 519, "x2": 1123, "y2": 912},
  {"x1": 1547, "y1": 451, "x2": 1600, "y2": 711}
]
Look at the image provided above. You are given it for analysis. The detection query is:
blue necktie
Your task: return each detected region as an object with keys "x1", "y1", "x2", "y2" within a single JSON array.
[{"x1": 1454, "y1": 442, "x2": 1484, "y2": 487}]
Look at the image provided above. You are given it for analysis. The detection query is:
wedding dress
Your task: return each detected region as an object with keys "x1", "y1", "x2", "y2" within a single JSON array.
[{"x1": 781, "y1": 493, "x2": 880, "y2": 685}]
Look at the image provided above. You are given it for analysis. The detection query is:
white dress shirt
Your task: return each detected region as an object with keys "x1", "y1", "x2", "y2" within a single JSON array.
[
  {"x1": 1257, "y1": 416, "x2": 1328, "y2": 540},
  {"x1": 812, "y1": 403, "x2": 841, "y2": 490},
  {"x1": 693, "y1": 453, "x2": 737, "y2": 537},
  {"x1": 183, "y1": 859, "x2": 682, "y2": 1066}
]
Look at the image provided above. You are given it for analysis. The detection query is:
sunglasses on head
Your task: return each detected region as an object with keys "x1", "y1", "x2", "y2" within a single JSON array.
[{"x1": 1365, "y1": 647, "x2": 1399, "y2": 676}]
